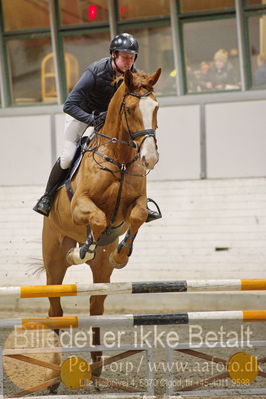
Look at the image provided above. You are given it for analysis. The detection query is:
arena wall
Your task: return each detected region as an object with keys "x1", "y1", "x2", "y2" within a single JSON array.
[{"x1": 1, "y1": 99, "x2": 266, "y2": 186}]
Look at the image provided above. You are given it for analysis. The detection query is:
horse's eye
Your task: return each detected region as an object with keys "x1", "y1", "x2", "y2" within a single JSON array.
[{"x1": 126, "y1": 108, "x2": 131, "y2": 114}]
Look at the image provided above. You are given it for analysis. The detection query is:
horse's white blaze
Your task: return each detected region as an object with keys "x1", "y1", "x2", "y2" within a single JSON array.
[
  {"x1": 139, "y1": 96, "x2": 157, "y2": 128},
  {"x1": 139, "y1": 97, "x2": 159, "y2": 169}
]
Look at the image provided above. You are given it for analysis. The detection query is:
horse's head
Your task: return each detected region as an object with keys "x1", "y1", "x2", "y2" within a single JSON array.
[{"x1": 122, "y1": 68, "x2": 161, "y2": 170}]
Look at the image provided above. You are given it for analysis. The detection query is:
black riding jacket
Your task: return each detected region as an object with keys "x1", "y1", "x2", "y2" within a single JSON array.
[{"x1": 63, "y1": 57, "x2": 135, "y2": 125}]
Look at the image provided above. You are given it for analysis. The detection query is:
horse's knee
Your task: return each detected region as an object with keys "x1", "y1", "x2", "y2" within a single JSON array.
[
  {"x1": 71, "y1": 199, "x2": 107, "y2": 235},
  {"x1": 130, "y1": 205, "x2": 147, "y2": 226},
  {"x1": 89, "y1": 212, "x2": 107, "y2": 237}
]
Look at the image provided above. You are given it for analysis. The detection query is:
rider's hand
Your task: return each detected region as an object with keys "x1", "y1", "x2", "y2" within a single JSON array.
[{"x1": 92, "y1": 111, "x2": 107, "y2": 130}]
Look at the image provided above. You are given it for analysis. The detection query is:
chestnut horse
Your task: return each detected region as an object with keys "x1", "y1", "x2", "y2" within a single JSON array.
[{"x1": 42, "y1": 68, "x2": 161, "y2": 377}]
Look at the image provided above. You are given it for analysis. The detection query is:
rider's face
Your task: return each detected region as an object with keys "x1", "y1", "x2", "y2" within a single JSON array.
[{"x1": 114, "y1": 51, "x2": 135, "y2": 73}]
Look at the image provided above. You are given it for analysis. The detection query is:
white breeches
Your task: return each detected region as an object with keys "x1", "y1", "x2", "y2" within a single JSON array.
[{"x1": 60, "y1": 115, "x2": 94, "y2": 169}]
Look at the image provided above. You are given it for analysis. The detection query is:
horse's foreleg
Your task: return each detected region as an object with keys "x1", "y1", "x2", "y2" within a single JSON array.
[
  {"x1": 110, "y1": 195, "x2": 148, "y2": 269},
  {"x1": 67, "y1": 195, "x2": 107, "y2": 265}
]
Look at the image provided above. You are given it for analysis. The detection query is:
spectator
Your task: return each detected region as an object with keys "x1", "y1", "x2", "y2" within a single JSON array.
[
  {"x1": 255, "y1": 53, "x2": 266, "y2": 87},
  {"x1": 208, "y1": 49, "x2": 238, "y2": 90},
  {"x1": 194, "y1": 61, "x2": 212, "y2": 92},
  {"x1": 166, "y1": 64, "x2": 197, "y2": 93},
  {"x1": 186, "y1": 64, "x2": 197, "y2": 92}
]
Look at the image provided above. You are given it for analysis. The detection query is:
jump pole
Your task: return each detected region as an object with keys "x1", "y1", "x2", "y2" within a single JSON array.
[
  {"x1": 4, "y1": 396, "x2": 159, "y2": 399},
  {"x1": 1, "y1": 279, "x2": 266, "y2": 298},
  {"x1": 1, "y1": 310, "x2": 266, "y2": 329},
  {"x1": 5, "y1": 396, "x2": 157, "y2": 399}
]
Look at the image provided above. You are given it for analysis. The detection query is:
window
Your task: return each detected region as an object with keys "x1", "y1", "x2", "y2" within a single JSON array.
[
  {"x1": 2, "y1": 0, "x2": 50, "y2": 31},
  {"x1": 6, "y1": 36, "x2": 55, "y2": 104},
  {"x1": 183, "y1": 18, "x2": 240, "y2": 93},
  {"x1": 118, "y1": 0, "x2": 170, "y2": 20},
  {"x1": 180, "y1": 0, "x2": 234, "y2": 13},
  {"x1": 1, "y1": 0, "x2": 266, "y2": 109},
  {"x1": 60, "y1": 0, "x2": 108, "y2": 25},
  {"x1": 247, "y1": 0, "x2": 266, "y2": 5},
  {"x1": 248, "y1": 14, "x2": 266, "y2": 88},
  {"x1": 62, "y1": 31, "x2": 110, "y2": 90},
  {"x1": 124, "y1": 26, "x2": 176, "y2": 96}
]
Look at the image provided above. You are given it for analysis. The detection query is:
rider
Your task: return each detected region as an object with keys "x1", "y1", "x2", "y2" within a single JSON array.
[{"x1": 33, "y1": 33, "x2": 161, "y2": 222}]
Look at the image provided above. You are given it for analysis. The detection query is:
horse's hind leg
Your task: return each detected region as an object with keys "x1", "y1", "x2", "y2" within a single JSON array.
[
  {"x1": 43, "y1": 220, "x2": 74, "y2": 317},
  {"x1": 42, "y1": 219, "x2": 75, "y2": 392},
  {"x1": 88, "y1": 244, "x2": 115, "y2": 377}
]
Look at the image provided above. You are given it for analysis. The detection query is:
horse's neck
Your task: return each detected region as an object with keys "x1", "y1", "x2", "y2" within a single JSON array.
[
  {"x1": 98, "y1": 87, "x2": 134, "y2": 160},
  {"x1": 104, "y1": 86, "x2": 125, "y2": 140},
  {"x1": 102, "y1": 126, "x2": 133, "y2": 162}
]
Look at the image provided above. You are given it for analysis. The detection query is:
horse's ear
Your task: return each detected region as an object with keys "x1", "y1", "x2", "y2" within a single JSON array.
[
  {"x1": 148, "y1": 68, "x2": 162, "y2": 86},
  {"x1": 124, "y1": 69, "x2": 134, "y2": 90}
]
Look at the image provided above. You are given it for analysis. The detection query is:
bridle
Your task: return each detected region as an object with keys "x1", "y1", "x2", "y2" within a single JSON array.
[
  {"x1": 122, "y1": 90, "x2": 157, "y2": 148},
  {"x1": 88, "y1": 89, "x2": 158, "y2": 177}
]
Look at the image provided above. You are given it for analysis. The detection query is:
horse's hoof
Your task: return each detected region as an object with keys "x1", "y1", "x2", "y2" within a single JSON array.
[
  {"x1": 92, "y1": 379, "x2": 101, "y2": 391},
  {"x1": 66, "y1": 247, "x2": 95, "y2": 265},
  {"x1": 48, "y1": 382, "x2": 60, "y2": 394},
  {"x1": 109, "y1": 253, "x2": 127, "y2": 269}
]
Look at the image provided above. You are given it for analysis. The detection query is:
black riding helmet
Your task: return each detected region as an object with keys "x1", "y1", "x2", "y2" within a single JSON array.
[{"x1": 110, "y1": 33, "x2": 139, "y2": 59}]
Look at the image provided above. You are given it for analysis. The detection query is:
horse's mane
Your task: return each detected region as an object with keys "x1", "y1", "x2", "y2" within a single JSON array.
[
  {"x1": 113, "y1": 75, "x2": 124, "y2": 86},
  {"x1": 113, "y1": 71, "x2": 154, "y2": 91}
]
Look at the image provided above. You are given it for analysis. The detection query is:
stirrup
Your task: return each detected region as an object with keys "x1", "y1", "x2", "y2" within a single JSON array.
[
  {"x1": 33, "y1": 195, "x2": 52, "y2": 217},
  {"x1": 146, "y1": 198, "x2": 162, "y2": 223}
]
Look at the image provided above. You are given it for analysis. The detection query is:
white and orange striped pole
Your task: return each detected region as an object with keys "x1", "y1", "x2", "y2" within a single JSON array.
[
  {"x1": 0, "y1": 310, "x2": 266, "y2": 329},
  {"x1": 1, "y1": 279, "x2": 266, "y2": 298}
]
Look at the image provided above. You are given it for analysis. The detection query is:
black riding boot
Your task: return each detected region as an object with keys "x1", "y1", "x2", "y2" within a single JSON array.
[
  {"x1": 33, "y1": 159, "x2": 68, "y2": 216},
  {"x1": 146, "y1": 198, "x2": 162, "y2": 223}
]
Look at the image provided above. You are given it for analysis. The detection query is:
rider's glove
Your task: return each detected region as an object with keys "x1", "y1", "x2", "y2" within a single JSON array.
[{"x1": 92, "y1": 111, "x2": 107, "y2": 131}]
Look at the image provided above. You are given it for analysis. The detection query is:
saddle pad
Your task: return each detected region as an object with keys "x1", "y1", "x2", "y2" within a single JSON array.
[{"x1": 62, "y1": 136, "x2": 91, "y2": 199}]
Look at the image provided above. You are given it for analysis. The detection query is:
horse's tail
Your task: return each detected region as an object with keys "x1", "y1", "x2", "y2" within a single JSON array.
[{"x1": 27, "y1": 257, "x2": 45, "y2": 278}]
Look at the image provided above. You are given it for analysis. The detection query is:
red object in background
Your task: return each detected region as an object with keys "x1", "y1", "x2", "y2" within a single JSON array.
[
  {"x1": 88, "y1": 4, "x2": 97, "y2": 20},
  {"x1": 119, "y1": 6, "x2": 125, "y2": 15}
]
